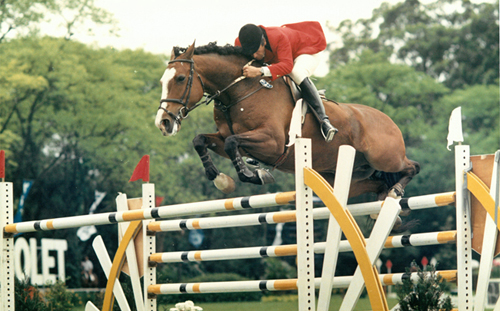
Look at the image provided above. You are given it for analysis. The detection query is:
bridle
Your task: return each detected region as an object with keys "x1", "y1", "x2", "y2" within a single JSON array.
[
  {"x1": 157, "y1": 59, "x2": 205, "y2": 125},
  {"x1": 157, "y1": 58, "x2": 258, "y2": 126}
]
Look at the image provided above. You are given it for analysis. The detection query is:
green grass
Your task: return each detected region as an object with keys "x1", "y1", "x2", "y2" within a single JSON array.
[
  {"x1": 171, "y1": 297, "x2": 401, "y2": 311},
  {"x1": 72, "y1": 295, "x2": 400, "y2": 311}
]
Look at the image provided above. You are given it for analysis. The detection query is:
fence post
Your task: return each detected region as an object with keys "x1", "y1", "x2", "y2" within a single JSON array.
[
  {"x1": 1, "y1": 182, "x2": 15, "y2": 311},
  {"x1": 455, "y1": 145, "x2": 473, "y2": 310},
  {"x1": 295, "y1": 138, "x2": 316, "y2": 311}
]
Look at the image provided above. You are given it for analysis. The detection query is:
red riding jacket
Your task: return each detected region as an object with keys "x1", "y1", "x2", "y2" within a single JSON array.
[{"x1": 235, "y1": 21, "x2": 327, "y2": 80}]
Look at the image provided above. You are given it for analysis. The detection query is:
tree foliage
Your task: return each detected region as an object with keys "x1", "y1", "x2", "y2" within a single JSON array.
[
  {"x1": 328, "y1": 0, "x2": 499, "y2": 89},
  {"x1": 0, "y1": 0, "x2": 117, "y2": 42},
  {"x1": 0, "y1": 35, "x2": 295, "y2": 286}
]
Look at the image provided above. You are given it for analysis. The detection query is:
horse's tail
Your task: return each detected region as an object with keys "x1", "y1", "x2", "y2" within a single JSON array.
[
  {"x1": 373, "y1": 171, "x2": 401, "y2": 189},
  {"x1": 364, "y1": 214, "x2": 419, "y2": 234},
  {"x1": 391, "y1": 218, "x2": 420, "y2": 233}
]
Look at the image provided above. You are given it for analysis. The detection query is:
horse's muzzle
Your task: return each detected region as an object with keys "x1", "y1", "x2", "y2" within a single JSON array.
[
  {"x1": 156, "y1": 115, "x2": 180, "y2": 136},
  {"x1": 159, "y1": 118, "x2": 171, "y2": 136}
]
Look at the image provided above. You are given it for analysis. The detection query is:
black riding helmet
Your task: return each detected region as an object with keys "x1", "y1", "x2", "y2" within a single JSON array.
[{"x1": 238, "y1": 24, "x2": 263, "y2": 56}]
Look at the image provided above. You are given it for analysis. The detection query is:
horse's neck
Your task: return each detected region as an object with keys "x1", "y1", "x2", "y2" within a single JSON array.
[{"x1": 196, "y1": 54, "x2": 248, "y2": 96}]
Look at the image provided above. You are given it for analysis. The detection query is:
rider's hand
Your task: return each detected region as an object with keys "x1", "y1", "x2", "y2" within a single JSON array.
[{"x1": 243, "y1": 65, "x2": 262, "y2": 78}]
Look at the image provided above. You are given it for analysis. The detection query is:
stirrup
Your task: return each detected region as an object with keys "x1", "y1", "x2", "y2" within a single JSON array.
[{"x1": 321, "y1": 121, "x2": 338, "y2": 142}]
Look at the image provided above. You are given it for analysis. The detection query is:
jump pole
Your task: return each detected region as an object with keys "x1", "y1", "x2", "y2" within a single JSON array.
[
  {"x1": 3, "y1": 191, "x2": 295, "y2": 234},
  {"x1": 148, "y1": 230, "x2": 458, "y2": 263},
  {"x1": 146, "y1": 191, "x2": 456, "y2": 232}
]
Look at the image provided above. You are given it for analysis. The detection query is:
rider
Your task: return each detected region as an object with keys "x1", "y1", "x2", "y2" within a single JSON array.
[
  {"x1": 81, "y1": 255, "x2": 95, "y2": 283},
  {"x1": 235, "y1": 21, "x2": 338, "y2": 142}
]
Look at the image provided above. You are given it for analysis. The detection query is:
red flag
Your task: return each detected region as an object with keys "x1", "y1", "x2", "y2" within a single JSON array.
[
  {"x1": 155, "y1": 196, "x2": 164, "y2": 206},
  {"x1": 129, "y1": 155, "x2": 150, "y2": 182},
  {"x1": 0, "y1": 150, "x2": 5, "y2": 179}
]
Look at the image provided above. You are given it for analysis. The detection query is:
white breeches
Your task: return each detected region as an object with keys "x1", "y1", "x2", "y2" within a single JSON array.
[{"x1": 289, "y1": 52, "x2": 322, "y2": 84}]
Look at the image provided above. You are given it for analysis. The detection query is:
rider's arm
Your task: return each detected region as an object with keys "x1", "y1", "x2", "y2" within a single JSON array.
[{"x1": 266, "y1": 34, "x2": 294, "y2": 80}]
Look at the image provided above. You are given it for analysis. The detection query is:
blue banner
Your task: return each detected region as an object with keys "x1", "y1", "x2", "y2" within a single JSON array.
[{"x1": 14, "y1": 180, "x2": 33, "y2": 223}]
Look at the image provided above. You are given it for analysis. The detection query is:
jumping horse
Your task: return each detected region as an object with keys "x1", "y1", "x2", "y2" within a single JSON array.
[{"x1": 155, "y1": 42, "x2": 420, "y2": 204}]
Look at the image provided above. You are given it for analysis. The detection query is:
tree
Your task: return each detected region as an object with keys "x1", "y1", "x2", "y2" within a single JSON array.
[
  {"x1": 328, "y1": 0, "x2": 499, "y2": 89},
  {"x1": 0, "y1": 0, "x2": 117, "y2": 43},
  {"x1": 317, "y1": 49, "x2": 449, "y2": 146}
]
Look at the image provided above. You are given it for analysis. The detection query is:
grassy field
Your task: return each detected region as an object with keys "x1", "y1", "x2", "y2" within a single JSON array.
[
  {"x1": 73, "y1": 296, "x2": 497, "y2": 311},
  {"x1": 72, "y1": 295, "x2": 401, "y2": 311}
]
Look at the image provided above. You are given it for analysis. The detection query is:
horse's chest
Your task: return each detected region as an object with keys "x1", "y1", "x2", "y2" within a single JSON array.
[{"x1": 214, "y1": 107, "x2": 262, "y2": 136}]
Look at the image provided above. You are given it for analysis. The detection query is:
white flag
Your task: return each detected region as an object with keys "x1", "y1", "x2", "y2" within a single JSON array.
[
  {"x1": 447, "y1": 107, "x2": 464, "y2": 151},
  {"x1": 77, "y1": 225, "x2": 98, "y2": 241},
  {"x1": 88, "y1": 190, "x2": 106, "y2": 214},
  {"x1": 272, "y1": 223, "x2": 284, "y2": 246}
]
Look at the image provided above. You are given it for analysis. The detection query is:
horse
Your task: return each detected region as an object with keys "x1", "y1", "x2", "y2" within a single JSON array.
[{"x1": 154, "y1": 42, "x2": 420, "y2": 204}]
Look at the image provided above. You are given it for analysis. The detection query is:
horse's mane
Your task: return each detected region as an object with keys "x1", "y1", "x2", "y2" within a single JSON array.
[{"x1": 173, "y1": 42, "x2": 248, "y2": 58}]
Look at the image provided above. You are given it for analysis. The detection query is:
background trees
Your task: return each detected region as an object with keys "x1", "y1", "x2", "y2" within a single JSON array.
[
  {"x1": 317, "y1": 0, "x2": 499, "y2": 273},
  {"x1": 1, "y1": 0, "x2": 498, "y2": 288}
]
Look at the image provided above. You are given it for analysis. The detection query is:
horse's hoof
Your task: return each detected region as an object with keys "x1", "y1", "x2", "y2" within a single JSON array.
[
  {"x1": 256, "y1": 169, "x2": 275, "y2": 185},
  {"x1": 387, "y1": 189, "x2": 401, "y2": 199},
  {"x1": 213, "y1": 173, "x2": 236, "y2": 194}
]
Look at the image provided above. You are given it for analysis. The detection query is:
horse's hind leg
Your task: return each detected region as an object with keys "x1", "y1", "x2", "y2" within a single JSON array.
[
  {"x1": 388, "y1": 158, "x2": 421, "y2": 199},
  {"x1": 224, "y1": 135, "x2": 275, "y2": 185},
  {"x1": 193, "y1": 133, "x2": 236, "y2": 194}
]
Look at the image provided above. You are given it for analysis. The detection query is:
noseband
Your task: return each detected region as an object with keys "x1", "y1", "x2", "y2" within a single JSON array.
[{"x1": 158, "y1": 59, "x2": 206, "y2": 124}]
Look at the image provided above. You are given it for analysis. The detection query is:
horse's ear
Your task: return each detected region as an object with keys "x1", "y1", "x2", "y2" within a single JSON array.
[
  {"x1": 184, "y1": 40, "x2": 196, "y2": 60},
  {"x1": 170, "y1": 47, "x2": 176, "y2": 61}
]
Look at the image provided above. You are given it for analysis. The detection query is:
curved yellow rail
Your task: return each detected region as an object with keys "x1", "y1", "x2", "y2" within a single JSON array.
[
  {"x1": 102, "y1": 220, "x2": 143, "y2": 311},
  {"x1": 303, "y1": 167, "x2": 389, "y2": 311},
  {"x1": 467, "y1": 171, "x2": 499, "y2": 231}
]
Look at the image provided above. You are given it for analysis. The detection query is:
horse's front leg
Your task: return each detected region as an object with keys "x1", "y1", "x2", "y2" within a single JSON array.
[
  {"x1": 224, "y1": 135, "x2": 275, "y2": 185},
  {"x1": 193, "y1": 133, "x2": 235, "y2": 194}
]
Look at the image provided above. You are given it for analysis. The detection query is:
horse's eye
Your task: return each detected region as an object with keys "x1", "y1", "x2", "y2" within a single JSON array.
[{"x1": 176, "y1": 75, "x2": 186, "y2": 82}]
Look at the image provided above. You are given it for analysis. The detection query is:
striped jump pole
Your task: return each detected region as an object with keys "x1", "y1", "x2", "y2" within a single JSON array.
[
  {"x1": 148, "y1": 230, "x2": 457, "y2": 263},
  {"x1": 3, "y1": 191, "x2": 295, "y2": 234},
  {"x1": 147, "y1": 191, "x2": 456, "y2": 233},
  {"x1": 147, "y1": 270, "x2": 457, "y2": 295}
]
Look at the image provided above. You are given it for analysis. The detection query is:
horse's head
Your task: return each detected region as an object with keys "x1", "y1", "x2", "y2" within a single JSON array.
[{"x1": 155, "y1": 42, "x2": 205, "y2": 136}]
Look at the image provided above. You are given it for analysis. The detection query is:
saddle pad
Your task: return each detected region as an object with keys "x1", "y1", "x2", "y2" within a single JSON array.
[{"x1": 287, "y1": 99, "x2": 308, "y2": 147}]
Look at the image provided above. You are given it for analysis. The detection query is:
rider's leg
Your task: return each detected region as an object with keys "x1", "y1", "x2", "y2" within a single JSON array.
[
  {"x1": 290, "y1": 54, "x2": 338, "y2": 142},
  {"x1": 300, "y1": 78, "x2": 338, "y2": 142}
]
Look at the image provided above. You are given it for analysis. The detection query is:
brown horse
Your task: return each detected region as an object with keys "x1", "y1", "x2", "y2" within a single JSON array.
[{"x1": 155, "y1": 42, "x2": 420, "y2": 201}]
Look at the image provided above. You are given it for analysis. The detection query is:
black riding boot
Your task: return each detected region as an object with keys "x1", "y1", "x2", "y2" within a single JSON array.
[{"x1": 300, "y1": 77, "x2": 338, "y2": 142}]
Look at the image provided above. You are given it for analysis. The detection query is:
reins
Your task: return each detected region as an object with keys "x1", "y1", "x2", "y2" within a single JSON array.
[{"x1": 158, "y1": 58, "x2": 265, "y2": 130}]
